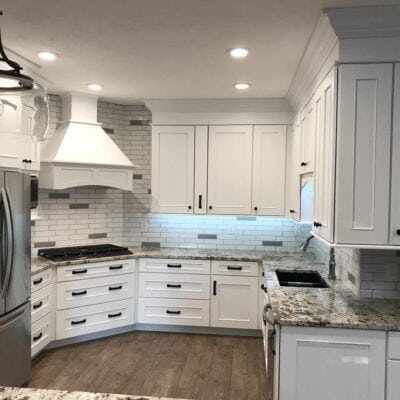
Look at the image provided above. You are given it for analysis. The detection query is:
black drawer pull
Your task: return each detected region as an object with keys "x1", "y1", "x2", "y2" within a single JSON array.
[
  {"x1": 71, "y1": 319, "x2": 86, "y2": 326},
  {"x1": 33, "y1": 332, "x2": 43, "y2": 342},
  {"x1": 109, "y1": 265, "x2": 123, "y2": 270},
  {"x1": 72, "y1": 268, "x2": 87, "y2": 275},
  {"x1": 108, "y1": 312, "x2": 122, "y2": 318},
  {"x1": 33, "y1": 277, "x2": 43, "y2": 285},
  {"x1": 227, "y1": 266, "x2": 242, "y2": 271},
  {"x1": 198, "y1": 194, "x2": 203, "y2": 209},
  {"x1": 167, "y1": 283, "x2": 182, "y2": 288},
  {"x1": 166, "y1": 310, "x2": 181, "y2": 315},
  {"x1": 71, "y1": 290, "x2": 87, "y2": 296},
  {"x1": 167, "y1": 263, "x2": 182, "y2": 268},
  {"x1": 109, "y1": 285, "x2": 123, "y2": 291},
  {"x1": 289, "y1": 209, "x2": 296, "y2": 214},
  {"x1": 33, "y1": 301, "x2": 43, "y2": 310},
  {"x1": 213, "y1": 280, "x2": 217, "y2": 296},
  {"x1": 397, "y1": 229, "x2": 400, "y2": 235}
]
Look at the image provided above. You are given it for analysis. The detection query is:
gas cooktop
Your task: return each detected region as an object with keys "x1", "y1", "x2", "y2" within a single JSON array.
[{"x1": 38, "y1": 244, "x2": 133, "y2": 262}]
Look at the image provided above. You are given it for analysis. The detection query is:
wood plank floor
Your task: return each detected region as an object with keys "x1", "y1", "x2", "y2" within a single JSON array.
[{"x1": 28, "y1": 331, "x2": 269, "y2": 400}]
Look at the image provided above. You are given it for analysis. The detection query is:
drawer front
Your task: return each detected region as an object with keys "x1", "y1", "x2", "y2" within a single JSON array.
[
  {"x1": 56, "y1": 299, "x2": 135, "y2": 340},
  {"x1": 57, "y1": 259, "x2": 135, "y2": 282},
  {"x1": 211, "y1": 260, "x2": 259, "y2": 276},
  {"x1": 139, "y1": 273, "x2": 210, "y2": 300},
  {"x1": 139, "y1": 258, "x2": 210, "y2": 274},
  {"x1": 31, "y1": 313, "x2": 54, "y2": 358},
  {"x1": 31, "y1": 285, "x2": 53, "y2": 324},
  {"x1": 57, "y1": 274, "x2": 135, "y2": 310},
  {"x1": 388, "y1": 332, "x2": 400, "y2": 359},
  {"x1": 31, "y1": 269, "x2": 54, "y2": 293},
  {"x1": 137, "y1": 298, "x2": 209, "y2": 327}
]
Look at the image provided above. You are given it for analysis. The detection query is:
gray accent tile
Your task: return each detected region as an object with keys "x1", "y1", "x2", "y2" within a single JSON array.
[
  {"x1": 88, "y1": 233, "x2": 107, "y2": 239},
  {"x1": 236, "y1": 216, "x2": 257, "y2": 221},
  {"x1": 141, "y1": 241, "x2": 161, "y2": 248},
  {"x1": 198, "y1": 234, "x2": 217, "y2": 240},
  {"x1": 148, "y1": 188, "x2": 152, "y2": 194},
  {"x1": 104, "y1": 128, "x2": 114, "y2": 134},
  {"x1": 132, "y1": 174, "x2": 143, "y2": 180},
  {"x1": 49, "y1": 193, "x2": 70, "y2": 199},
  {"x1": 348, "y1": 272, "x2": 356, "y2": 285},
  {"x1": 31, "y1": 221, "x2": 35, "y2": 227},
  {"x1": 262, "y1": 240, "x2": 283, "y2": 247},
  {"x1": 69, "y1": 203, "x2": 89, "y2": 209},
  {"x1": 34, "y1": 241, "x2": 56, "y2": 249}
]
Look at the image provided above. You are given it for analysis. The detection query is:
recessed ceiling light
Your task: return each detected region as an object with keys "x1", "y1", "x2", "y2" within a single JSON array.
[
  {"x1": 87, "y1": 83, "x2": 102, "y2": 91},
  {"x1": 38, "y1": 52, "x2": 59, "y2": 61},
  {"x1": 233, "y1": 82, "x2": 251, "y2": 90},
  {"x1": 228, "y1": 48, "x2": 249, "y2": 58}
]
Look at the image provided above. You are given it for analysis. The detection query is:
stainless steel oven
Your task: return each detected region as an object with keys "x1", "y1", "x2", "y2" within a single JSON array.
[{"x1": 262, "y1": 289, "x2": 276, "y2": 400}]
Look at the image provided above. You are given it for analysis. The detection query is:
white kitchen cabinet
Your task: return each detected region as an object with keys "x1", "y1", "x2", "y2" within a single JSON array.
[
  {"x1": 287, "y1": 117, "x2": 301, "y2": 221},
  {"x1": 335, "y1": 63, "x2": 393, "y2": 245},
  {"x1": 31, "y1": 313, "x2": 54, "y2": 358},
  {"x1": 252, "y1": 125, "x2": 286, "y2": 216},
  {"x1": 312, "y1": 68, "x2": 336, "y2": 242},
  {"x1": 151, "y1": 126, "x2": 195, "y2": 213},
  {"x1": 390, "y1": 64, "x2": 400, "y2": 245},
  {"x1": 387, "y1": 360, "x2": 400, "y2": 400},
  {"x1": 207, "y1": 125, "x2": 253, "y2": 215},
  {"x1": 210, "y1": 275, "x2": 258, "y2": 329},
  {"x1": 279, "y1": 326, "x2": 386, "y2": 400},
  {"x1": 299, "y1": 99, "x2": 315, "y2": 174}
]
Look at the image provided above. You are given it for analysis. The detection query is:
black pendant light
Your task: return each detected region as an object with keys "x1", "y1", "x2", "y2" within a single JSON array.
[{"x1": 0, "y1": 11, "x2": 34, "y2": 92}]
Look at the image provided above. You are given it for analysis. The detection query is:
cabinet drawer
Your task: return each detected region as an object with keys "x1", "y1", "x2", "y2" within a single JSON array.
[
  {"x1": 211, "y1": 260, "x2": 259, "y2": 276},
  {"x1": 387, "y1": 359, "x2": 400, "y2": 400},
  {"x1": 139, "y1": 258, "x2": 210, "y2": 274},
  {"x1": 137, "y1": 298, "x2": 209, "y2": 327},
  {"x1": 57, "y1": 259, "x2": 135, "y2": 282},
  {"x1": 31, "y1": 285, "x2": 53, "y2": 324},
  {"x1": 31, "y1": 269, "x2": 54, "y2": 293},
  {"x1": 388, "y1": 332, "x2": 400, "y2": 359},
  {"x1": 139, "y1": 273, "x2": 210, "y2": 300},
  {"x1": 57, "y1": 274, "x2": 135, "y2": 310},
  {"x1": 31, "y1": 313, "x2": 54, "y2": 358},
  {"x1": 56, "y1": 299, "x2": 135, "y2": 340}
]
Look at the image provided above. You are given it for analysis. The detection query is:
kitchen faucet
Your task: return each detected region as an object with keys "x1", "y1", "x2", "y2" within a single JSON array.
[{"x1": 300, "y1": 234, "x2": 314, "y2": 252}]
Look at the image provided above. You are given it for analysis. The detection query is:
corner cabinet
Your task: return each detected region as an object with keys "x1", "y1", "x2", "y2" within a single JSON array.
[
  {"x1": 151, "y1": 126, "x2": 195, "y2": 213},
  {"x1": 151, "y1": 124, "x2": 287, "y2": 216}
]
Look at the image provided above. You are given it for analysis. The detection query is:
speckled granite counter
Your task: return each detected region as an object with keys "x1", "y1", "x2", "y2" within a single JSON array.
[
  {"x1": 263, "y1": 257, "x2": 400, "y2": 331},
  {"x1": 0, "y1": 387, "x2": 188, "y2": 400}
]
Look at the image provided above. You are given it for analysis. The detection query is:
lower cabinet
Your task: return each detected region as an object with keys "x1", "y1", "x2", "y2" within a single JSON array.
[
  {"x1": 387, "y1": 332, "x2": 400, "y2": 399},
  {"x1": 210, "y1": 261, "x2": 259, "y2": 329},
  {"x1": 31, "y1": 313, "x2": 54, "y2": 358},
  {"x1": 278, "y1": 326, "x2": 386, "y2": 400}
]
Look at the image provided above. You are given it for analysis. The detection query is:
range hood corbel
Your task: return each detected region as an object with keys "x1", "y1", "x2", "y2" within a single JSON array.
[{"x1": 40, "y1": 92, "x2": 137, "y2": 191}]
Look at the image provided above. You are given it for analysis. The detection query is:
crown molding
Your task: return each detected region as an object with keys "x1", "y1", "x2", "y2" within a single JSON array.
[
  {"x1": 286, "y1": 15, "x2": 338, "y2": 112},
  {"x1": 324, "y1": 5, "x2": 400, "y2": 39}
]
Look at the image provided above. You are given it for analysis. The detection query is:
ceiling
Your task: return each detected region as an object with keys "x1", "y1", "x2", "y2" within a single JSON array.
[{"x1": 0, "y1": 0, "x2": 396, "y2": 103}]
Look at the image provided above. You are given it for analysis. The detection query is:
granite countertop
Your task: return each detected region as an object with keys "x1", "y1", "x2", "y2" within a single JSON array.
[
  {"x1": 263, "y1": 258, "x2": 400, "y2": 331},
  {"x1": 0, "y1": 387, "x2": 188, "y2": 400}
]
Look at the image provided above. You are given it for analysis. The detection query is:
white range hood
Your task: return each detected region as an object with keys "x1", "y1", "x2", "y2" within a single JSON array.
[{"x1": 40, "y1": 92, "x2": 137, "y2": 191}]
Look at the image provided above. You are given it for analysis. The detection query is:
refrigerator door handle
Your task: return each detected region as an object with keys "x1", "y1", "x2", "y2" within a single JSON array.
[
  {"x1": 0, "y1": 190, "x2": 4, "y2": 295},
  {"x1": 1, "y1": 188, "x2": 13, "y2": 299}
]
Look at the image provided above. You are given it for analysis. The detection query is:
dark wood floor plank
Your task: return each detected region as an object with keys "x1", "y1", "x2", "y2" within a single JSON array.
[{"x1": 28, "y1": 332, "x2": 268, "y2": 400}]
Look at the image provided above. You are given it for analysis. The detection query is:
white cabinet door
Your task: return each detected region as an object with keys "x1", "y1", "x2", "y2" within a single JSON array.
[
  {"x1": 252, "y1": 125, "x2": 286, "y2": 216},
  {"x1": 313, "y1": 68, "x2": 336, "y2": 242},
  {"x1": 0, "y1": 133, "x2": 24, "y2": 170},
  {"x1": 151, "y1": 126, "x2": 195, "y2": 213},
  {"x1": 335, "y1": 64, "x2": 393, "y2": 245},
  {"x1": 279, "y1": 327, "x2": 386, "y2": 400},
  {"x1": 207, "y1": 125, "x2": 253, "y2": 215},
  {"x1": 287, "y1": 117, "x2": 301, "y2": 221},
  {"x1": 387, "y1": 360, "x2": 400, "y2": 400},
  {"x1": 390, "y1": 64, "x2": 400, "y2": 245},
  {"x1": 210, "y1": 275, "x2": 258, "y2": 329},
  {"x1": 299, "y1": 99, "x2": 315, "y2": 174},
  {"x1": 194, "y1": 126, "x2": 208, "y2": 214}
]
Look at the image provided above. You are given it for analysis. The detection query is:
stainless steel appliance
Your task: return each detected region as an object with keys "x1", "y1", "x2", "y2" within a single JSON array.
[
  {"x1": 38, "y1": 244, "x2": 132, "y2": 262},
  {"x1": 0, "y1": 171, "x2": 31, "y2": 386}
]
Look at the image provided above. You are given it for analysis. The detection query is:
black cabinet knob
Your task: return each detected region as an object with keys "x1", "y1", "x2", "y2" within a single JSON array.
[
  {"x1": 254, "y1": 206, "x2": 258, "y2": 211},
  {"x1": 209, "y1": 205, "x2": 213, "y2": 210},
  {"x1": 22, "y1": 159, "x2": 32, "y2": 163},
  {"x1": 188, "y1": 205, "x2": 192, "y2": 210},
  {"x1": 300, "y1": 162, "x2": 308, "y2": 167},
  {"x1": 313, "y1": 221, "x2": 322, "y2": 227},
  {"x1": 289, "y1": 209, "x2": 296, "y2": 214}
]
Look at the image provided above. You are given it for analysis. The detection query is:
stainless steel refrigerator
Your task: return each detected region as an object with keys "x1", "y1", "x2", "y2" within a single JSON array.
[{"x1": 0, "y1": 171, "x2": 30, "y2": 386}]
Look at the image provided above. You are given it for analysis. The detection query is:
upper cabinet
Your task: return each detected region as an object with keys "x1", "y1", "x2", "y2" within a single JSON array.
[
  {"x1": 151, "y1": 124, "x2": 287, "y2": 216},
  {"x1": 335, "y1": 64, "x2": 393, "y2": 245},
  {"x1": 151, "y1": 126, "x2": 195, "y2": 214},
  {"x1": 299, "y1": 99, "x2": 315, "y2": 174},
  {"x1": 252, "y1": 125, "x2": 286, "y2": 216},
  {"x1": 207, "y1": 125, "x2": 253, "y2": 215}
]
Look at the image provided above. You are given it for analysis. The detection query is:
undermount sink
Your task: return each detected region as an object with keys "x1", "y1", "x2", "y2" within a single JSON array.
[{"x1": 275, "y1": 269, "x2": 329, "y2": 288}]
